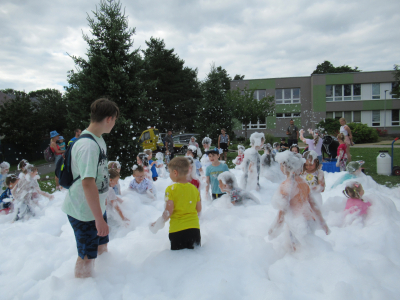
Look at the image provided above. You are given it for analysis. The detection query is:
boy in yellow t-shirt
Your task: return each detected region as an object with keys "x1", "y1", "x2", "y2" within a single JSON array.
[{"x1": 150, "y1": 157, "x2": 202, "y2": 250}]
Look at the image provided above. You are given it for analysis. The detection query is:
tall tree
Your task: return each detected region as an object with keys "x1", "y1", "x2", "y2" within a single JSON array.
[
  {"x1": 141, "y1": 37, "x2": 202, "y2": 132},
  {"x1": 0, "y1": 90, "x2": 42, "y2": 159},
  {"x1": 233, "y1": 74, "x2": 245, "y2": 80},
  {"x1": 391, "y1": 64, "x2": 400, "y2": 98},
  {"x1": 64, "y1": 0, "x2": 151, "y2": 176},
  {"x1": 311, "y1": 60, "x2": 360, "y2": 75},
  {"x1": 228, "y1": 87, "x2": 275, "y2": 140},
  {"x1": 195, "y1": 64, "x2": 233, "y2": 143}
]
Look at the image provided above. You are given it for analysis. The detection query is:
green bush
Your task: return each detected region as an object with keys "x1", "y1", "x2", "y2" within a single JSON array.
[
  {"x1": 236, "y1": 136, "x2": 245, "y2": 142},
  {"x1": 265, "y1": 133, "x2": 274, "y2": 146},
  {"x1": 316, "y1": 118, "x2": 340, "y2": 135},
  {"x1": 347, "y1": 123, "x2": 379, "y2": 144}
]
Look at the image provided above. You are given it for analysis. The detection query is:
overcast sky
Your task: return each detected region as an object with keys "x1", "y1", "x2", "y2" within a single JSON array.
[{"x1": 1, "y1": 0, "x2": 399, "y2": 93}]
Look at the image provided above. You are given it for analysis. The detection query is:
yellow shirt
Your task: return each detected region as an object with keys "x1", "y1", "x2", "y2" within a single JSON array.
[{"x1": 165, "y1": 182, "x2": 200, "y2": 233}]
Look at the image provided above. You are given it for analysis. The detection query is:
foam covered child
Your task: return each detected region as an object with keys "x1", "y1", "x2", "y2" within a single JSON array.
[
  {"x1": 108, "y1": 161, "x2": 121, "y2": 195},
  {"x1": 232, "y1": 145, "x2": 245, "y2": 168},
  {"x1": 155, "y1": 152, "x2": 167, "y2": 178},
  {"x1": 200, "y1": 137, "x2": 212, "y2": 172},
  {"x1": 129, "y1": 165, "x2": 156, "y2": 200},
  {"x1": 144, "y1": 149, "x2": 158, "y2": 181},
  {"x1": 241, "y1": 132, "x2": 264, "y2": 191},
  {"x1": 12, "y1": 164, "x2": 54, "y2": 221},
  {"x1": 331, "y1": 161, "x2": 365, "y2": 189},
  {"x1": 301, "y1": 150, "x2": 325, "y2": 207},
  {"x1": 272, "y1": 142, "x2": 280, "y2": 155},
  {"x1": 137, "y1": 153, "x2": 152, "y2": 181},
  {"x1": 268, "y1": 151, "x2": 330, "y2": 251},
  {"x1": 186, "y1": 156, "x2": 200, "y2": 190},
  {"x1": 107, "y1": 169, "x2": 129, "y2": 226},
  {"x1": 260, "y1": 143, "x2": 284, "y2": 183},
  {"x1": 0, "y1": 161, "x2": 10, "y2": 188},
  {"x1": 186, "y1": 145, "x2": 203, "y2": 177},
  {"x1": 343, "y1": 181, "x2": 371, "y2": 216},
  {"x1": 0, "y1": 174, "x2": 18, "y2": 214},
  {"x1": 218, "y1": 171, "x2": 260, "y2": 205}
]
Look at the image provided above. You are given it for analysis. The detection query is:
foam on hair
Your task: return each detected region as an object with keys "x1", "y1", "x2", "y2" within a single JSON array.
[
  {"x1": 0, "y1": 161, "x2": 10, "y2": 171},
  {"x1": 217, "y1": 171, "x2": 238, "y2": 189},
  {"x1": 250, "y1": 132, "x2": 265, "y2": 147},
  {"x1": 202, "y1": 137, "x2": 212, "y2": 145},
  {"x1": 275, "y1": 151, "x2": 305, "y2": 175}
]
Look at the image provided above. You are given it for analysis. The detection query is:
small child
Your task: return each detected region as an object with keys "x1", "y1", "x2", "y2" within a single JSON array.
[
  {"x1": 144, "y1": 149, "x2": 158, "y2": 182},
  {"x1": 205, "y1": 148, "x2": 229, "y2": 200},
  {"x1": 280, "y1": 138, "x2": 289, "y2": 151},
  {"x1": 0, "y1": 174, "x2": 18, "y2": 214},
  {"x1": 150, "y1": 157, "x2": 201, "y2": 250},
  {"x1": 189, "y1": 136, "x2": 202, "y2": 157},
  {"x1": 17, "y1": 159, "x2": 29, "y2": 178},
  {"x1": 186, "y1": 156, "x2": 200, "y2": 190},
  {"x1": 155, "y1": 152, "x2": 167, "y2": 178},
  {"x1": 268, "y1": 151, "x2": 329, "y2": 251},
  {"x1": 241, "y1": 132, "x2": 264, "y2": 191},
  {"x1": 12, "y1": 164, "x2": 54, "y2": 221},
  {"x1": 108, "y1": 161, "x2": 121, "y2": 195},
  {"x1": 0, "y1": 161, "x2": 10, "y2": 188},
  {"x1": 107, "y1": 169, "x2": 129, "y2": 225},
  {"x1": 137, "y1": 153, "x2": 152, "y2": 181},
  {"x1": 331, "y1": 160, "x2": 365, "y2": 189},
  {"x1": 289, "y1": 144, "x2": 300, "y2": 154},
  {"x1": 58, "y1": 136, "x2": 66, "y2": 151},
  {"x1": 336, "y1": 133, "x2": 348, "y2": 171},
  {"x1": 200, "y1": 137, "x2": 212, "y2": 170},
  {"x1": 301, "y1": 150, "x2": 325, "y2": 208},
  {"x1": 186, "y1": 145, "x2": 202, "y2": 176},
  {"x1": 129, "y1": 165, "x2": 156, "y2": 200},
  {"x1": 343, "y1": 181, "x2": 371, "y2": 216},
  {"x1": 272, "y1": 142, "x2": 280, "y2": 155},
  {"x1": 218, "y1": 171, "x2": 260, "y2": 205},
  {"x1": 232, "y1": 145, "x2": 245, "y2": 167}
]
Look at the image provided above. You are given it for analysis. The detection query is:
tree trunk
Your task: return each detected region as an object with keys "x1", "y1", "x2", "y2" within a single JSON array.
[{"x1": 245, "y1": 123, "x2": 248, "y2": 141}]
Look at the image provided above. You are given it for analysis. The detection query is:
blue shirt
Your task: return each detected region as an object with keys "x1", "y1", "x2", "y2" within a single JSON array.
[
  {"x1": 206, "y1": 163, "x2": 229, "y2": 194},
  {"x1": 149, "y1": 160, "x2": 158, "y2": 178},
  {"x1": 0, "y1": 188, "x2": 11, "y2": 202}
]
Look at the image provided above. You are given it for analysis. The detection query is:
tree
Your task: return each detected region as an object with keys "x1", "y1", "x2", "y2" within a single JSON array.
[
  {"x1": 228, "y1": 87, "x2": 275, "y2": 140},
  {"x1": 311, "y1": 60, "x2": 360, "y2": 75},
  {"x1": 233, "y1": 74, "x2": 245, "y2": 80},
  {"x1": 141, "y1": 37, "x2": 202, "y2": 132},
  {"x1": 391, "y1": 64, "x2": 400, "y2": 98},
  {"x1": 195, "y1": 64, "x2": 233, "y2": 143},
  {"x1": 0, "y1": 90, "x2": 42, "y2": 159},
  {"x1": 64, "y1": 0, "x2": 151, "y2": 177}
]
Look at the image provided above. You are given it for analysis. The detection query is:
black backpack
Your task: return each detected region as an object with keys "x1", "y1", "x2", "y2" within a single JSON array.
[{"x1": 55, "y1": 134, "x2": 103, "y2": 189}]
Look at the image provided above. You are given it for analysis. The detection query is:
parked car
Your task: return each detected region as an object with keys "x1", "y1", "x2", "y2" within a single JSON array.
[{"x1": 172, "y1": 133, "x2": 200, "y2": 154}]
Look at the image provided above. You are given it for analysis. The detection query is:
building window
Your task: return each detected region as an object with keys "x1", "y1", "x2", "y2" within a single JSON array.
[
  {"x1": 242, "y1": 120, "x2": 266, "y2": 129},
  {"x1": 276, "y1": 112, "x2": 301, "y2": 118},
  {"x1": 392, "y1": 110, "x2": 399, "y2": 126},
  {"x1": 253, "y1": 90, "x2": 266, "y2": 100},
  {"x1": 326, "y1": 84, "x2": 361, "y2": 101},
  {"x1": 372, "y1": 84, "x2": 380, "y2": 99},
  {"x1": 326, "y1": 111, "x2": 361, "y2": 123},
  {"x1": 392, "y1": 82, "x2": 399, "y2": 99},
  {"x1": 275, "y1": 88, "x2": 300, "y2": 104},
  {"x1": 372, "y1": 110, "x2": 380, "y2": 126}
]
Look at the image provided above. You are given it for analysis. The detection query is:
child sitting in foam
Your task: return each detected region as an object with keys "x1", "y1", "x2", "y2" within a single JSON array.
[
  {"x1": 186, "y1": 156, "x2": 200, "y2": 190},
  {"x1": 272, "y1": 142, "x2": 280, "y2": 155},
  {"x1": 108, "y1": 161, "x2": 122, "y2": 195},
  {"x1": 200, "y1": 137, "x2": 212, "y2": 170},
  {"x1": 301, "y1": 150, "x2": 325, "y2": 207},
  {"x1": 331, "y1": 161, "x2": 365, "y2": 189},
  {"x1": 232, "y1": 145, "x2": 245, "y2": 168},
  {"x1": 0, "y1": 174, "x2": 18, "y2": 214},
  {"x1": 107, "y1": 169, "x2": 129, "y2": 226},
  {"x1": 241, "y1": 132, "x2": 265, "y2": 191},
  {"x1": 218, "y1": 171, "x2": 260, "y2": 205},
  {"x1": 155, "y1": 152, "x2": 167, "y2": 178},
  {"x1": 261, "y1": 143, "x2": 284, "y2": 183},
  {"x1": 0, "y1": 161, "x2": 10, "y2": 188},
  {"x1": 12, "y1": 164, "x2": 54, "y2": 221},
  {"x1": 129, "y1": 165, "x2": 156, "y2": 200},
  {"x1": 343, "y1": 181, "x2": 371, "y2": 216},
  {"x1": 268, "y1": 151, "x2": 330, "y2": 251},
  {"x1": 137, "y1": 153, "x2": 152, "y2": 181}
]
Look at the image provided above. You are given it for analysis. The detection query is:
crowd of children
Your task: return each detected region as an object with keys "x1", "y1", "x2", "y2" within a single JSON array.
[{"x1": 0, "y1": 98, "x2": 376, "y2": 279}]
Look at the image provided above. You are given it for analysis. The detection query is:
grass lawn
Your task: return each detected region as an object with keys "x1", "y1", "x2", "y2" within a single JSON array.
[{"x1": 9, "y1": 159, "x2": 47, "y2": 172}]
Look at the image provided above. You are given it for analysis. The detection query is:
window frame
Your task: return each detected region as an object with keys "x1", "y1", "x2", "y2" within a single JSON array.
[
  {"x1": 325, "y1": 111, "x2": 361, "y2": 123},
  {"x1": 275, "y1": 88, "x2": 301, "y2": 104},
  {"x1": 326, "y1": 84, "x2": 361, "y2": 102},
  {"x1": 372, "y1": 110, "x2": 380, "y2": 127},
  {"x1": 276, "y1": 112, "x2": 301, "y2": 118}
]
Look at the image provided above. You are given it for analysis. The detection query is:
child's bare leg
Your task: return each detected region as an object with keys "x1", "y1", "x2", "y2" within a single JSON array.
[
  {"x1": 98, "y1": 244, "x2": 108, "y2": 255},
  {"x1": 75, "y1": 256, "x2": 94, "y2": 278}
]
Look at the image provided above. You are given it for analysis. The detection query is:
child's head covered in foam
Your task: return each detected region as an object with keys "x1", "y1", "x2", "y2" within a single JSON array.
[{"x1": 275, "y1": 151, "x2": 305, "y2": 176}]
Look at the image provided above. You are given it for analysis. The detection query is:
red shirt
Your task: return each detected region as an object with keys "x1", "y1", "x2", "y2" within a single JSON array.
[
  {"x1": 337, "y1": 143, "x2": 347, "y2": 158},
  {"x1": 190, "y1": 179, "x2": 200, "y2": 189},
  {"x1": 50, "y1": 144, "x2": 62, "y2": 156}
]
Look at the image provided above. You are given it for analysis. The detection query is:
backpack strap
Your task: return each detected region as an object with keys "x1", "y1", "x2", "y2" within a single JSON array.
[{"x1": 70, "y1": 133, "x2": 105, "y2": 185}]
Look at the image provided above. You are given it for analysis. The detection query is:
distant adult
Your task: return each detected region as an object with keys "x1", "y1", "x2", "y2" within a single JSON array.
[
  {"x1": 164, "y1": 130, "x2": 175, "y2": 161},
  {"x1": 286, "y1": 119, "x2": 299, "y2": 147},
  {"x1": 68, "y1": 128, "x2": 82, "y2": 146},
  {"x1": 339, "y1": 118, "x2": 353, "y2": 162},
  {"x1": 218, "y1": 128, "x2": 230, "y2": 161},
  {"x1": 300, "y1": 129, "x2": 323, "y2": 165},
  {"x1": 50, "y1": 130, "x2": 65, "y2": 190}
]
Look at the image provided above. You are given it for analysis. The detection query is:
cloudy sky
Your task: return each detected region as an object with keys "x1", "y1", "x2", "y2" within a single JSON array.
[{"x1": 1, "y1": 0, "x2": 399, "y2": 93}]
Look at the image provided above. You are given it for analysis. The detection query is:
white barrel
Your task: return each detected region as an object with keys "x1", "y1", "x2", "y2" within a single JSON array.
[{"x1": 377, "y1": 151, "x2": 392, "y2": 175}]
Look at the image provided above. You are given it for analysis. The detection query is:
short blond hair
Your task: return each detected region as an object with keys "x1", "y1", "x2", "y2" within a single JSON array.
[
  {"x1": 144, "y1": 149, "x2": 152, "y2": 156},
  {"x1": 168, "y1": 157, "x2": 189, "y2": 176},
  {"x1": 339, "y1": 117, "x2": 346, "y2": 124}
]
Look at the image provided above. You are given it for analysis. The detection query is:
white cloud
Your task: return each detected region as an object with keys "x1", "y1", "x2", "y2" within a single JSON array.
[{"x1": 0, "y1": 0, "x2": 399, "y2": 92}]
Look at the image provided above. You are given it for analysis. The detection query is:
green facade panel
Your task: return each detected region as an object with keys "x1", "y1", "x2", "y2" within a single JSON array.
[
  {"x1": 248, "y1": 79, "x2": 275, "y2": 90},
  {"x1": 313, "y1": 85, "x2": 326, "y2": 112},
  {"x1": 275, "y1": 104, "x2": 301, "y2": 113},
  {"x1": 363, "y1": 100, "x2": 393, "y2": 110},
  {"x1": 326, "y1": 74, "x2": 354, "y2": 85},
  {"x1": 266, "y1": 116, "x2": 276, "y2": 129}
]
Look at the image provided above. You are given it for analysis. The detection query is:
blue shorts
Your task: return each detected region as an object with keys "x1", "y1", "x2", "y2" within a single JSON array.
[{"x1": 68, "y1": 212, "x2": 109, "y2": 259}]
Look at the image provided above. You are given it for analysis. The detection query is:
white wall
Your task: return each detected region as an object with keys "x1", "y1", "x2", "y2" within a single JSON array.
[{"x1": 361, "y1": 110, "x2": 372, "y2": 126}]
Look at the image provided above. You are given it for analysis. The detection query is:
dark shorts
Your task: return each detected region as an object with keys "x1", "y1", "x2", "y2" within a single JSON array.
[
  {"x1": 220, "y1": 143, "x2": 228, "y2": 152},
  {"x1": 169, "y1": 152, "x2": 175, "y2": 160},
  {"x1": 212, "y1": 193, "x2": 226, "y2": 200},
  {"x1": 169, "y1": 228, "x2": 201, "y2": 250},
  {"x1": 288, "y1": 139, "x2": 298, "y2": 147},
  {"x1": 68, "y1": 212, "x2": 109, "y2": 259}
]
